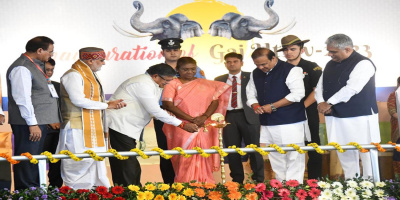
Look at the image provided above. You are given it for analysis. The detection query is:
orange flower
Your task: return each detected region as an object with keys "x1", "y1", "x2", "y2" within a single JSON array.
[
  {"x1": 189, "y1": 182, "x2": 203, "y2": 188},
  {"x1": 194, "y1": 188, "x2": 205, "y2": 198},
  {"x1": 227, "y1": 190, "x2": 242, "y2": 200},
  {"x1": 244, "y1": 183, "x2": 256, "y2": 190},
  {"x1": 245, "y1": 192, "x2": 258, "y2": 200},
  {"x1": 21, "y1": 152, "x2": 38, "y2": 164},
  {"x1": 224, "y1": 181, "x2": 239, "y2": 191},
  {"x1": 0, "y1": 153, "x2": 20, "y2": 164},
  {"x1": 208, "y1": 191, "x2": 222, "y2": 200},
  {"x1": 155, "y1": 195, "x2": 165, "y2": 200},
  {"x1": 203, "y1": 182, "x2": 217, "y2": 189}
]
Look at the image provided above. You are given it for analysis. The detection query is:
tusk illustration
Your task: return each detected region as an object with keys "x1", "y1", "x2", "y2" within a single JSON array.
[
  {"x1": 113, "y1": 21, "x2": 152, "y2": 38},
  {"x1": 260, "y1": 18, "x2": 296, "y2": 35}
]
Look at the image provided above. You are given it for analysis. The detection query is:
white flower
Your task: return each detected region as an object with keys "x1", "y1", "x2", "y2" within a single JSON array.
[
  {"x1": 346, "y1": 180, "x2": 358, "y2": 188},
  {"x1": 346, "y1": 196, "x2": 360, "y2": 200},
  {"x1": 375, "y1": 181, "x2": 386, "y2": 187},
  {"x1": 359, "y1": 180, "x2": 374, "y2": 189},
  {"x1": 373, "y1": 189, "x2": 385, "y2": 197},
  {"x1": 361, "y1": 189, "x2": 372, "y2": 198},
  {"x1": 321, "y1": 189, "x2": 333, "y2": 198},
  {"x1": 332, "y1": 182, "x2": 343, "y2": 188},
  {"x1": 345, "y1": 188, "x2": 357, "y2": 197},
  {"x1": 318, "y1": 181, "x2": 331, "y2": 189},
  {"x1": 333, "y1": 188, "x2": 343, "y2": 196}
]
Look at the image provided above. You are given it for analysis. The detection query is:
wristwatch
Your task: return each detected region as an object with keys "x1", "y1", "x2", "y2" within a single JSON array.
[{"x1": 270, "y1": 103, "x2": 277, "y2": 112}]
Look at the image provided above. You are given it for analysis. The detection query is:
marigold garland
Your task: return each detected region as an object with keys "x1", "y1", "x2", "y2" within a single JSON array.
[
  {"x1": 246, "y1": 144, "x2": 270, "y2": 156},
  {"x1": 41, "y1": 151, "x2": 60, "y2": 163},
  {"x1": 21, "y1": 152, "x2": 38, "y2": 164},
  {"x1": 228, "y1": 145, "x2": 247, "y2": 156},
  {"x1": 193, "y1": 147, "x2": 211, "y2": 158},
  {"x1": 269, "y1": 144, "x2": 286, "y2": 154},
  {"x1": 172, "y1": 147, "x2": 193, "y2": 158},
  {"x1": 210, "y1": 146, "x2": 228, "y2": 157},
  {"x1": 307, "y1": 143, "x2": 326, "y2": 154},
  {"x1": 130, "y1": 148, "x2": 150, "y2": 159},
  {"x1": 388, "y1": 141, "x2": 400, "y2": 152},
  {"x1": 371, "y1": 142, "x2": 386, "y2": 152},
  {"x1": 287, "y1": 144, "x2": 307, "y2": 154},
  {"x1": 59, "y1": 150, "x2": 83, "y2": 161},
  {"x1": 347, "y1": 142, "x2": 369, "y2": 153},
  {"x1": 152, "y1": 147, "x2": 173, "y2": 159},
  {"x1": 0, "y1": 153, "x2": 20, "y2": 164},
  {"x1": 327, "y1": 142, "x2": 346, "y2": 153},
  {"x1": 107, "y1": 149, "x2": 129, "y2": 160},
  {"x1": 84, "y1": 150, "x2": 104, "y2": 161}
]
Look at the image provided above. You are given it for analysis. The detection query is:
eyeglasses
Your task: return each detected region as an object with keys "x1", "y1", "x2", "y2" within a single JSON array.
[{"x1": 159, "y1": 75, "x2": 173, "y2": 83}]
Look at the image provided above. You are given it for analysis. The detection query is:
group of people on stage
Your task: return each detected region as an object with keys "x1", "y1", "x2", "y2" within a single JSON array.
[{"x1": 0, "y1": 32, "x2": 382, "y2": 190}]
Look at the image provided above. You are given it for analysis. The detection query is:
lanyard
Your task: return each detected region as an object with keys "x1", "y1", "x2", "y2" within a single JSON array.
[{"x1": 23, "y1": 54, "x2": 50, "y2": 84}]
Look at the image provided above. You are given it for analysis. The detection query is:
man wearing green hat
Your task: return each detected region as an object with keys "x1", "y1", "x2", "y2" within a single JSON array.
[{"x1": 278, "y1": 35, "x2": 323, "y2": 179}]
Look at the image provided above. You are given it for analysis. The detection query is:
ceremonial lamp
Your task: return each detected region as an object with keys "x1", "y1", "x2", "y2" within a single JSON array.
[{"x1": 204, "y1": 113, "x2": 229, "y2": 183}]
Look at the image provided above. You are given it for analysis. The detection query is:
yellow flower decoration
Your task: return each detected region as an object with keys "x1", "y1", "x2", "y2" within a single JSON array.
[
  {"x1": 155, "y1": 195, "x2": 165, "y2": 200},
  {"x1": 128, "y1": 184, "x2": 141, "y2": 192},
  {"x1": 172, "y1": 183, "x2": 184, "y2": 192},
  {"x1": 144, "y1": 191, "x2": 155, "y2": 200},
  {"x1": 287, "y1": 144, "x2": 307, "y2": 154},
  {"x1": 246, "y1": 144, "x2": 269, "y2": 156},
  {"x1": 328, "y1": 142, "x2": 346, "y2": 153},
  {"x1": 269, "y1": 144, "x2": 286, "y2": 154},
  {"x1": 41, "y1": 151, "x2": 60, "y2": 163},
  {"x1": 59, "y1": 150, "x2": 83, "y2": 161},
  {"x1": 211, "y1": 146, "x2": 228, "y2": 157},
  {"x1": 137, "y1": 192, "x2": 145, "y2": 200},
  {"x1": 107, "y1": 149, "x2": 129, "y2": 160},
  {"x1": 172, "y1": 147, "x2": 192, "y2": 158},
  {"x1": 145, "y1": 183, "x2": 157, "y2": 191},
  {"x1": 193, "y1": 147, "x2": 211, "y2": 158},
  {"x1": 130, "y1": 148, "x2": 150, "y2": 159},
  {"x1": 169, "y1": 193, "x2": 178, "y2": 200},
  {"x1": 83, "y1": 150, "x2": 104, "y2": 161},
  {"x1": 307, "y1": 143, "x2": 326, "y2": 154},
  {"x1": 177, "y1": 195, "x2": 186, "y2": 200},
  {"x1": 183, "y1": 188, "x2": 194, "y2": 197},
  {"x1": 21, "y1": 152, "x2": 38, "y2": 164},
  {"x1": 228, "y1": 145, "x2": 246, "y2": 156},
  {"x1": 348, "y1": 142, "x2": 369, "y2": 153},
  {"x1": 158, "y1": 183, "x2": 170, "y2": 191},
  {"x1": 152, "y1": 147, "x2": 173, "y2": 159}
]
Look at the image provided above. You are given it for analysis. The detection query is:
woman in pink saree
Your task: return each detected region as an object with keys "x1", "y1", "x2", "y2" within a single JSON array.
[{"x1": 162, "y1": 57, "x2": 230, "y2": 183}]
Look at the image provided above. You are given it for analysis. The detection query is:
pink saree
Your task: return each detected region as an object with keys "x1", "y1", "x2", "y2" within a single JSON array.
[{"x1": 162, "y1": 78, "x2": 230, "y2": 183}]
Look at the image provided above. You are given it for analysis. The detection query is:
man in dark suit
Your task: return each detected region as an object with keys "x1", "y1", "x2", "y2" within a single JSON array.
[
  {"x1": 43, "y1": 58, "x2": 63, "y2": 188},
  {"x1": 215, "y1": 52, "x2": 264, "y2": 183}
]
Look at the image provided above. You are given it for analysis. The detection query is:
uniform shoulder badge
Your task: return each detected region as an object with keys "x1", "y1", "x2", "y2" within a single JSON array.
[{"x1": 313, "y1": 66, "x2": 322, "y2": 71}]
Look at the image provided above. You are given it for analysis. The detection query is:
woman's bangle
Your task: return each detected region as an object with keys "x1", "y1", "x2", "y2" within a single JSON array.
[
  {"x1": 253, "y1": 105, "x2": 261, "y2": 111},
  {"x1": 178, "y1": 122, "x2": 186, "y2": 129}
]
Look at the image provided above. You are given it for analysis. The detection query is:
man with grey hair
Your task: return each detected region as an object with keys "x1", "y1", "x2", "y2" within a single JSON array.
[
  {"x1": 57, "y1": 47, "x2": 126, "y2": 189},
  {"x1": 315, "y1": 34, "x2": 380, "y2": 179}
]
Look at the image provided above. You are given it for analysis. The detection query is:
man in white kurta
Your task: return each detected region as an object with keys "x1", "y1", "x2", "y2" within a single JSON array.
[
  {"x1": 57, "y1": 47, "x2": 126, "y2": 189},
  {"x1": 246, "y1": 48, "x2": 309, "y2": 182},
  {"x1": 315, "y1": 34, "x2": 380, "y2": 179}
]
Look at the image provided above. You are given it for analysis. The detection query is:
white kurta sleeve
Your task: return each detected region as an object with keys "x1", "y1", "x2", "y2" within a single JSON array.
[
  {"x1": 246, "y1": 71, "x2": 259, "y2": 107},
  {"x1": 327, "y1": 60, "x2": 375, "y2": 105},
  {"x1": 315, "y1": 75, "x2": 324, "y2": 104},
  {"x1": 61, "y1": 72, "x2": 108, "y2": 110},
  {"x1": 284, "y1": 67, "x2": 305, "y2": 102},
  {"x1": 126, "y1": 82, "x2": 182, "y2": 126},
  {"x1": 9, "y1": 66, "x2": 37, "y2": 125}
]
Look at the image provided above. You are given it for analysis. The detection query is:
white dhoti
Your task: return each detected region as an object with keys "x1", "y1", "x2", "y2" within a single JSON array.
[
  {"x1": 260, "y1": 120, "x2": 309, "y2": 182},
  {"x1": 325, "y1": 113, "x2": 380, "y2": 179},
  {"x1": 57, "y1": 122, "x2": 110, "y2": 189}
]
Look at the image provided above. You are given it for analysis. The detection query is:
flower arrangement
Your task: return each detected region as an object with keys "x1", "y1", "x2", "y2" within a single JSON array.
[{"x1": 2, "y1": 176, "x2": 399, "y2": 199}]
